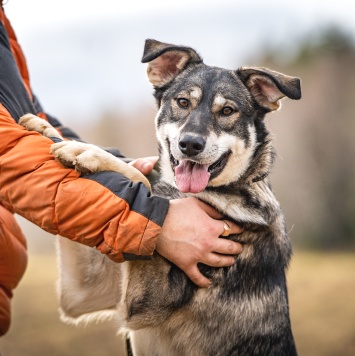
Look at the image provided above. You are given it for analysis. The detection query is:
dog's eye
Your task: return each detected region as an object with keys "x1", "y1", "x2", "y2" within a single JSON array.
[
  {"x1": 177, "y1": 98, "x2": 190, "y2": 108},
  {"x1": 221, "y1": 107, "x2": 235, "y2": 116}
]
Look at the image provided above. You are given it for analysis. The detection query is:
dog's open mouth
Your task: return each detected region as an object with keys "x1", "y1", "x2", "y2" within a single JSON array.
[{"x1": 170, "y1": 151, "x2": 231, "y2": 193}]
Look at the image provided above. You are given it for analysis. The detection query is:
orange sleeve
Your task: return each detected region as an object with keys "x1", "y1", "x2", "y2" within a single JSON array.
[
  {"x1": 0, "y1": 205, "x2": 27, "y2": 336},
  {"x1": 0, "y1": 105, "x2": 168, "y2": 262},
  {"x1": 0, "y1": 7, "x2": 169, "y2": 262}
]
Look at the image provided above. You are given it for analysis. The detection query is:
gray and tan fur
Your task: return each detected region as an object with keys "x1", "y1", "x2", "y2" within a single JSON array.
[{"x1": 20, "y1": 39, "x2": 301, "y2": 356}]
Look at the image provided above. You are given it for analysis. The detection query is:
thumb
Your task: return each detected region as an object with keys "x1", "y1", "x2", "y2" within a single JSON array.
[
  {"x1": 196, "y1": 199, "x2": 223, "y2": 220},
  {"x1": 129, "y1": 156, "x2": 158, "y2": 175}
]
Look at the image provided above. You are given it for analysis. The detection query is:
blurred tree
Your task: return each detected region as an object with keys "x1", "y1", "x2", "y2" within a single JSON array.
[
  {"x1": 261, "y1": 26, "x2": 355, "y2": 249},
  {"x1": 86, "y1": 106, "x2": 158, "y2": 159},
  {"x1": 295, "y1": 25, "x2": 355, "y2": 64}
]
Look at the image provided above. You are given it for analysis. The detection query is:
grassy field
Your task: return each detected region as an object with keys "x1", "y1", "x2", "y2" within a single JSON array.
[
  {"x1": 288, "y1": 251, "x2": 355, "y2": 356},
  {"x1": 1, "y1": 251, "x2": 354, "y2": 355}
]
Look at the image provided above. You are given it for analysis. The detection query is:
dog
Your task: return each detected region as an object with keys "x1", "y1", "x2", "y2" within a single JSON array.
[{"x1": 20, "y1": 39, "x2": 301, "y2": 356}]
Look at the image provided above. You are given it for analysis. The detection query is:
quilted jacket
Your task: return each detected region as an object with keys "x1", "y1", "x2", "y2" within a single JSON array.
[{"x1": 0, "y1": 4, "x2": 169, "y2": 335}]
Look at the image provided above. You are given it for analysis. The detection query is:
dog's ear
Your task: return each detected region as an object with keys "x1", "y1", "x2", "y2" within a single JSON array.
[
  {"x1": 237, "y1": 67, "x2": 301, "y2": 111},
  {"x1": 142, "y1": 39, "x2": 203, "y2": 87}
]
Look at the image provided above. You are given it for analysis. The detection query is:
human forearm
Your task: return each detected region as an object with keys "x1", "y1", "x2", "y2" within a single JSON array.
[{"x1": 0, "y1": 116, "x2": 169, "y2": 261}]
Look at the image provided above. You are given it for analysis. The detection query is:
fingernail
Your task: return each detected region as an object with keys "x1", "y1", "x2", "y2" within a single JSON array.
[{"x1": 142, "y1": 162, "x2": 153, "y2": 173}]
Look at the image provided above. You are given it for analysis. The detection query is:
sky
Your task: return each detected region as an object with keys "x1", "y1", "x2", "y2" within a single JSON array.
[
  {"x1": 3, "y1": 0, "x2": 355, "y2": 122},
  {"x1": 6, "y1": 0, "x2": 355, "y2": 32}
]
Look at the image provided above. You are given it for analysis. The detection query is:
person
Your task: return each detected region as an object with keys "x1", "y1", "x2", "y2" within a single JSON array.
[{"x1": 0, "y1": 2, "x2": 243, "y2": 336}]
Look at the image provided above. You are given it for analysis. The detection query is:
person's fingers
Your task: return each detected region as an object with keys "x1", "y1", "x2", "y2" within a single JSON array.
[
  {"x1": 141, "y1": 156, "x2": 159, "y2": 166},
  {"x1": 194, "y1": 200, "x2": 244, "y2": 234},
  {"x1": 212, "y1": 237, "x2": 243, "y2": 255},
  {"x1": 129, "y1": 156, "x2": 159, "y2": 175},
  {"x1": 195, "y1": 199, "x2": 224, "y2": 220},
  {"x1": 184, "y1": 265, "x2": 212, "y2": 288},
  {"x1": 201, "y1": 252, "x2": 236, "y2": 268},
  {"x1": 156, "y1": 197, "x2": 244, "y2": 288}
]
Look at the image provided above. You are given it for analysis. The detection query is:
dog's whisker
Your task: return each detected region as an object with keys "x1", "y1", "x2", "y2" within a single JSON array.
[{"x1": 288, "y1": 224, "x2": 295, "y2": 235}]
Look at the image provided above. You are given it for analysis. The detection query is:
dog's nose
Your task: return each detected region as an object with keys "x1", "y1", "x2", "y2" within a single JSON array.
[{"x1": 179, "y1": 135, "x2": 206, "y2": 156}]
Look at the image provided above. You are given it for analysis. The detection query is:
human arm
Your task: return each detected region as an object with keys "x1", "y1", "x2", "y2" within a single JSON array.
[
  {"x1": 0, "y1": 112, "x2": 168, "y2": 261},
  {"x1": 0, "y1": 11, "x2": 167, "y2": 262},
  {"x1": 0, "y1": 205, "x2": 27, "y2": 336},
  {"x1": 1, "y1": 8, "x2": 242, "y2": 286}
]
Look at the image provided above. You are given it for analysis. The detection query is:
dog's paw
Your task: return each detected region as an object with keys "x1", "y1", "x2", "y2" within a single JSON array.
[
  {"x1": 50, "y1": 141, "x2": 114, "y2": 174},
  {"x1": 19, "y1": 113, "x2": 63, "y2": 140},
  {"x1": 51, "y1": 141, "x2": 152, "y2": 190},
  {"x1": 19, "y1": 113, "x2": 49, "y2": 134}
]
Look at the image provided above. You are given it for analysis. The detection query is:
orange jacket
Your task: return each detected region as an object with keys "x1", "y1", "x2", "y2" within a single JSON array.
[
  {"x1": 0, "y1": 205, "x2": 27, "y2": 336},
  {"x1": 0, "y1": 4, "x2": 169, "y2": 335}
]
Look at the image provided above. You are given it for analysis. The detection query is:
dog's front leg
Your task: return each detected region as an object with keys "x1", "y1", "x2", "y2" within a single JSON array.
[
  {"x1": 19, "y1": 113, "x2": 151, "y2": 190},
  {"x1": 50, "y1": 141, "x2": 151, "y2": 190}
]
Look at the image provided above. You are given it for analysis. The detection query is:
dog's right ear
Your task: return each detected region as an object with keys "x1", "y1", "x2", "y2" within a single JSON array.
[
  {"x1": 237, "y1": 67, "x2": 301, "y2": 111},
  {"x1": 141, "y1": 39, "x2": 203, "y2": 87}
]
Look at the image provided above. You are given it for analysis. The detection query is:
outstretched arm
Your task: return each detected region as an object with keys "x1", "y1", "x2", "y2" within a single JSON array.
[{"x1": 20, "y1": 114, "x2": 243, "y2": 287}]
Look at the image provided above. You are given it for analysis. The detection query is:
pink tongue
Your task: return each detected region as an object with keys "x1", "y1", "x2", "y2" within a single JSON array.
[{"x1": 175, "y1": 160, "x2": 210, "y2": 193}]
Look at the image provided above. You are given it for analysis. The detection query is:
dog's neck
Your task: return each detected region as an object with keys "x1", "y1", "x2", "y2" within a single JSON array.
[
  {"x1": 242, "y1": 138, "x2": 275, "y2": 184},
  {"x1": 156, "y1": 135, "x2": 278, "y2": 227},
  {"x1": 198, "y1": 139, "x2": 278, "y2": 226}
]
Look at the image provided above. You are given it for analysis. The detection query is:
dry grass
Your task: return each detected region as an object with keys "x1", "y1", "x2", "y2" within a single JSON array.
[
  {"x1": 0, "y1": 254, "x2": 126, "y2": 356},
  {"x1": 288, "y1": 251, "x2": 355, "y2": 356},
  {"x1": 1, "y1": 251, "x2": 354, "y2": 355}
]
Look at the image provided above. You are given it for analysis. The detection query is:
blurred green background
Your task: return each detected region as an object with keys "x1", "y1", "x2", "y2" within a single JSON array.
[{"x1": 1, "y1": 0, "x2": 355, "y2": 355}]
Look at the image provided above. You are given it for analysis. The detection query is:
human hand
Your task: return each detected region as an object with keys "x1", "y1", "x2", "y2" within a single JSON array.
[
  {"x1": 156, "y1": 197, "x2": 243, "y2": 288},
  {"x1": 129, "y1": 156, "x2": 158, "y2": 176}
]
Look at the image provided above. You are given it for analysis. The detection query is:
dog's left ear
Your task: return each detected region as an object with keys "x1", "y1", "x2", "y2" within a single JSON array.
[
  {"x1": 142, "y1": 39, "x2": 203, "y2": 87},
  {"x1": 237, "y1": 67, "x2": 301, "y2": 111}
]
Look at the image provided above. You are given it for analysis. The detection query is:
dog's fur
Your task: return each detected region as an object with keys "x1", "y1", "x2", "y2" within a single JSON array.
[{"x1": 20, "y1": 39, "x2": 301, "y2": 356}]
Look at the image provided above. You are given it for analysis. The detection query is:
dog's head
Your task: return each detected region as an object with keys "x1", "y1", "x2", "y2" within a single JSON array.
[{"x1": 142, "y1": 39, "x2": 301, "y2": 193}]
